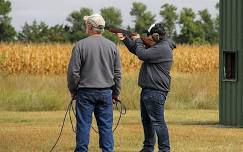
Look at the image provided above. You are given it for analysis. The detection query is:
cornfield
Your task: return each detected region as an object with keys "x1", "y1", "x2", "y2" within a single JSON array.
[{"x1": 0, "y1": 43, "x2": 218, "y2": 75}]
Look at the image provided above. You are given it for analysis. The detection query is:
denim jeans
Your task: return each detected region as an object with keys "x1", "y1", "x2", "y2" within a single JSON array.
[
  {"x1": 140, "y1": 89, "x2": 170, "y2": 152},
  {"x1": 74, "y1": 88, "x2": 114, "y2": 152}
]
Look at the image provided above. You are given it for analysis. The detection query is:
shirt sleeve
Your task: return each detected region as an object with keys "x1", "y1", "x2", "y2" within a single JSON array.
[
  {"x1": 122, "y1": 37, "x2": 136, "y2": 55},
  {"x1": 67, "y1": 45, "x2": 81, "y2": 94},
  {"x1": 112, "y1": 47, "x2": 122, "y2": 96},
  {"x1": 133, "y1": 38, "x2": 166, "y2": 62}
]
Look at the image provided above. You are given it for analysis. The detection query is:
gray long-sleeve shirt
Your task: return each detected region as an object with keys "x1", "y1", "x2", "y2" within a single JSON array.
[
  {"x1": 123, "y1": 37, "x2": 176, "y2": 92},
  {"x1": 67, "y1": 35, "x2": 122, "y2": 96}
]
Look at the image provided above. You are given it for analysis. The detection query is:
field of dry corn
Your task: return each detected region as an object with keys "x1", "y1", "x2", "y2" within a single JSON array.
[{"x1": 0, "y1": 43, "x2": 219, "y2": 75}]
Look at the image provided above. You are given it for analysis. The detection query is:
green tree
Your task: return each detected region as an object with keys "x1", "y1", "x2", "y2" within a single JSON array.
[
  {"x1": 178, "y1": 8, "x2": 204, "y2": 44},
  {"x1": 216, "y1": 2, "x2": 219, "y2": 10},
  {"x1": 18, "y1": 20, "x2": 70, "y2": 43},
  {"x1": 48, "y1": 24, "x2": 69, "y2": 42},
  {"x1": 100, "y1": 7, "x2": 123, "y2": 44},
  {"x1": 215, "y1": 2, "x2": 219, "y2": 43},
  {"x1": 18, "y1": 20, "x2": 50, "y2": 42},
  {"x1": 66, "y1": 8, "x2": 93, "y2": 42},
  {"x1": 159, "y1": 3, "x2": 178, "y2": 38},
  {"x1": 100, "y1": 7, "x2": 122, "y2": 27},
  {"x1": 0, "y1": 0, "x2": 16, "y2": 41},
  {"x1": 130, "y1": 2, "x2": 156, "y2": 33},
  {"x1": 198, "y1": 9, "x2": 218, "y2": 44}
]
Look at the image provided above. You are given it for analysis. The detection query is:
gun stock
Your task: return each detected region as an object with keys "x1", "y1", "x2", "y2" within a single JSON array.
[{"x1": 105, "y1": 26, "x2": 155, "y2": 47}]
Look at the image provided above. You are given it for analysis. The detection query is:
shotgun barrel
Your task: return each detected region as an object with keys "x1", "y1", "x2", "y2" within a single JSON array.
[{"x1": 105, "y1": 26, "x2": 155, "y2": 47}]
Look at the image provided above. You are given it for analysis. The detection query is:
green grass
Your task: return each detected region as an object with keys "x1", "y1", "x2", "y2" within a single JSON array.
[
  {"x1": 0, "y1": 73, "x2": 69, "y2": 111},
  {"x1": 1, "y1": 110, "x2": 243, "y2": 152},
  {"x1": 167, "y1": 72, "x2": 218, "y2": 109},
  {"x1": 0, "y1": 71, "x2": 218, "y2": 111}
]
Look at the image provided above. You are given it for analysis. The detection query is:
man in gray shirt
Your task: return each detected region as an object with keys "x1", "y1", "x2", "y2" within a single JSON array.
[
  {"x1": 117, "y1": 23, "x2": 175, "y2": 152},
  {"x1": 67, "y1": 14, "x2": 121, "y2": 152}
]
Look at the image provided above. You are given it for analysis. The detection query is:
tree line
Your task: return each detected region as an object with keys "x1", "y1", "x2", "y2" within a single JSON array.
[{"x1": 0, "y1": 0, "x2": 219, "y2": 44}]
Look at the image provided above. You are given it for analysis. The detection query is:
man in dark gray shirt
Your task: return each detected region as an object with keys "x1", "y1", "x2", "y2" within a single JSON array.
[
  {"x1": 117, "y1": 23, "x2": 175, "y2": 152},
  {"x1": 67, "y1": 14, "x2": 121, "y2": 152}
]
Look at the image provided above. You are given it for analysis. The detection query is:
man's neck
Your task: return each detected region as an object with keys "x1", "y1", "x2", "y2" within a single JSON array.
[
  {"x1": 90, "y1": 34, "x2": 102, "y2": 37},
  {"x1": 88, "y1": 32, "x2": 102, "y2": 37}
]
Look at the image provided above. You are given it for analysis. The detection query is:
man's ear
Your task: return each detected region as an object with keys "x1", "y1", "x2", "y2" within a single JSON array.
[{"x1": 88, "y1": 25, "x2": 92, "y2": 31}]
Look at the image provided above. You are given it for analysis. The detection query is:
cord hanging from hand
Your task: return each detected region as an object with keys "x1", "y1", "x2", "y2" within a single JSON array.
[{"x1": 49, "y1": 97, "x2": 126, "y2": 152}]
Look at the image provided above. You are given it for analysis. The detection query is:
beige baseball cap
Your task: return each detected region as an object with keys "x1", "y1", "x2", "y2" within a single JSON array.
[{"x1": 83, "y1": 14, "x2": 105, "y2": 28}]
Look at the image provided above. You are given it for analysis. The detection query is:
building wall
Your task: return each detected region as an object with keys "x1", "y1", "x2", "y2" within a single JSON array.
[{"x1": 219, "y1": 0, "x2": 243, "y2": 127}]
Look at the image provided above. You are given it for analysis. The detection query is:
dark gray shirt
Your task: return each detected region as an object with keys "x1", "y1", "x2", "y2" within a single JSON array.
[
  {"x1": 123, "y1": 37, "x2": 175, "y2": 92},
  {"x1": 67, "y1": 35, "x2": 122, "y2": 96}
]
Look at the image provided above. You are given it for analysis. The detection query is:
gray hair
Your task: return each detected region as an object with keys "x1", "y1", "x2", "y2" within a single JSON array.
[
  {"x1": 92, "y1": 26, "x2": 104, "y2": 34},
  {"x1": 87, "y1": 21, "x2": 104, "y2": 34}
]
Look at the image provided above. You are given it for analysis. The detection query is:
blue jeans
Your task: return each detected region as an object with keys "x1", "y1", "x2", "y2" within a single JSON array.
[
  {"x1": 140, "y1": 89, "x2": 170, "y2": 152},
  {"x1": 74, "y1": 88, "x2": 114, "y2": 152}
]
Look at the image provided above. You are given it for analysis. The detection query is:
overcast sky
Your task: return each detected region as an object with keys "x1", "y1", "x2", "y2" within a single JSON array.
[{"x1": 9, "y1": 0, "x2": 219, "y2": 31}]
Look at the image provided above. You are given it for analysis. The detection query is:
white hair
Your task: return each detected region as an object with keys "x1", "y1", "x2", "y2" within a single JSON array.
[{"x1": 92, "y1": 27, "x2": 104, "y2": 34}]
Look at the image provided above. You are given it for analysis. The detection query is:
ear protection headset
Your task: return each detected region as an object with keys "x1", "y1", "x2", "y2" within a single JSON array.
[
  {"x1": 147, "y1": 22, "x2": 166, "y2": 42},
  {"x1": 152, "y1": 33, "x2": 160, "y2": 42}
]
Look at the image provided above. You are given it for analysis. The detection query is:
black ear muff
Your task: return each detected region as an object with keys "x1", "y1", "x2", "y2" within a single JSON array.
[{"x1": 152, "y1": 33, "x2": 160, "y2": 42}]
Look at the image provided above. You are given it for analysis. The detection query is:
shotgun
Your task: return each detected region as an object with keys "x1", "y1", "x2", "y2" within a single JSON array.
[{"x1": 105, "y1": 26, "x2": 155, "y2": 48}]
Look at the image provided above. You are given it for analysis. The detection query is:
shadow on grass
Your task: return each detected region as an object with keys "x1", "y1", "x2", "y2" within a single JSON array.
[
  {"x1": 168, "y1": 120, "x2": 218, "y2": 126},
  {"x1": 168, "y1": 121, "x2": 243, "y2": 129},
  {"x1": 119, "y1": 121, "x2": 219, "y2": 126}
]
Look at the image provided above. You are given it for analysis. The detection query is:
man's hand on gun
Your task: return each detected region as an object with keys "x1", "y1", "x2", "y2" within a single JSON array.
[
  {"x1": 116, "y1": 33, "x2": 140, "y2": 41},
  {"x1": 116, "y1": 33, "x2": 125, "y2": 40},
  {"x1": 106, "y1": 26, "x2": 155, "y2": 47}
]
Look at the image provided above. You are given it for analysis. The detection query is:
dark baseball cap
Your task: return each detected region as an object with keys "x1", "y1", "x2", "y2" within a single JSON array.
[{"x1": 147, "y1": 22, "x2": 166, "y2": 36}]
